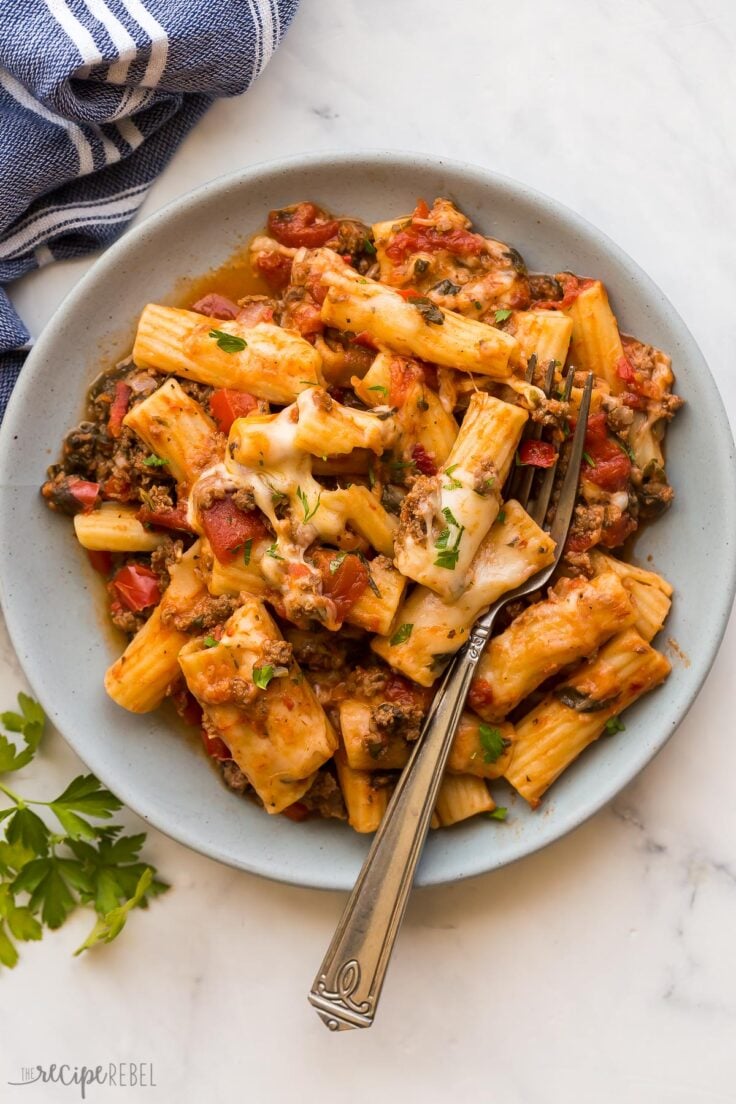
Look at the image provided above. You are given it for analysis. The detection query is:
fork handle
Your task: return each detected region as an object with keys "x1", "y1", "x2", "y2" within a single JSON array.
[{"x1": 308, "y1": 627, "x2": 491, "y2": 1031}]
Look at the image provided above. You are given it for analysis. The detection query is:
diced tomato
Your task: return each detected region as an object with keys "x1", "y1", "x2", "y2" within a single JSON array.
[
  {"x1": 600, "y1": 512, "x2": 637, "y2": 549},
  {"x1": 201, "y1": 727, "x2": 231, "y2": 761},
  {"x1": 267, "y1": 202, "x2": 339, "y2": 248},
  {"x1": 282, "y1": 801, "x2": 309, "y2": 822},
  {"x1": 200, "y1": 496, "x2": 269, "y2": 564},
  {"x1": 468, "y1": 678, "x2": 494, "y2": 714},
  {"x1": 68, "y1": 478, "x2": 100, "y2": 513},
  {"x1": 313, "y1": 550, "x2": 369, "y2": 620},
  {"x1": 411, "y1": 444, "x2": 437, "y2": 476},
  {"x1": 620, "y1": 389, "x2": 647, "y2": 411},
  {"x1": 353, "y1": 330, "x2": 377, "y2": 350},
  {"x1": 86, "y1": 549, "x2": 113, "y2": 575},
  {"x1": 287, "y1": 562, "x2": 311, "y2": 580},
  {"x1": 386, "y1": 221, "x2": 486, "y2": 263},
  {"x1": 137, "y1": 501, "x2": 194, "y2": 533},
  {"x1": 170, "y1": 684, "x2": 203, "y2": 728},
  {"x1": 289, "y1": 300, "x2": 323, "y2": 337},
  {"x1": 580, "y1": 412, "x2": 631, "y2": 492},
  {"x1": 209, "y1": 388, "x2": 259, "y2": 434},
  {"x1": 101, "y1": 475, "x2": 133, "y2": 502},
  {"x1": 412, "y1": 198, "x2": 431, "y2": 220},
  {"x1": 236, "y1": 299, "x2": 274, "y2": 327},
  {"x1": 111, "y1": 563, "x2": 160, "y2": 612},
  {"x1": 616, "y1": 355, "x2": 636, "y2": 383},
  {"x1": 519, "y1": 439, "x2": 557, "y2": 468},
  {"x1": 191, "y1": 293, "x2": 240, "y2": 320},
  {"x1": 254, "y1": 250, "x2": 293, "y2": 290},
  {"x1": 383, "y1": 672, "x2": 432, "y2": 712},
  {"x1": 108, "y1": 381, "x2": 131, "y2": 439},
  {"x1": 534, "y1": 273, "x2": 596, "y2": 311},
  {"x1": 398, "y1": 287, "x2": 422, "y2": 300},
  {"x1": 566, "y1": 529, "x2": 595, "y2": 555},
  {"x1": 389, "y1": 356, "x2": 424, "y2": 405}
]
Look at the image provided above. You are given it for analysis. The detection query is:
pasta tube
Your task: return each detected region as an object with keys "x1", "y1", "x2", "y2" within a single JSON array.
[
  {"x1": 294, "y1": 386, "x2": 397, "y2": 456},
  {"x1": 505, "y1": 628, "x2": 671, "y2": 807},
  {"x1": 133, "y1": 304, "x2": 325, "y2": 403},
  {"x1": 320, "y1": 267, "x2": 518, "y2": 378},
  {"x1": 104, "y1": 542, "x2": 205, "y2": 712},
  {"x1": 335, "y1": 749, "x2": 389, "y2": 834},
  {"x1": 507, "y1": 309, "x2": 573, "y2": 370},
  {"x1": 564, "y1": 281, "x2": 625, "y2": 394},
  {"x1": 74, "y1": 503, "x2": 166, "y2": 552},
  {"x1": 469, "y1": 573, "x2": 636, "y2": 721},
  {"x1": 178, "y1": 596, "x2": 338, "y2": 813},
  {"x1": 375, "y1": 499, "x2": 555, "y2": 685},
  {"x1": 124, "y1": 378, "x2": 221, "y2": 485},
  {"x1": 590, "y1": 550, "x2": 672, "y2": 641},
  {"x1": 395, "y1": 393, "x2": 528, "y2": 600},
  {"x1": 433, "y1": 775, "x2": 495, "y2": 828}
]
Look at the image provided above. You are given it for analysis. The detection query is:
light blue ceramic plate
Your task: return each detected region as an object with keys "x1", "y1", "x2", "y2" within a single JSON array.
[{"x1": 1, "y1": 152, "x2": 734, "y2": 890}]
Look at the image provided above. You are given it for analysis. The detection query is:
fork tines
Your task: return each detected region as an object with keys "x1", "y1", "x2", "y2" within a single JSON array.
[{"x1": 504, "y1": 365, "x2": 584, "y2": 533}]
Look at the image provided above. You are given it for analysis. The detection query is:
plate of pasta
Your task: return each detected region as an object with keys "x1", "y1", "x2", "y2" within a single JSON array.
[{"x1": 1, "y1": 152, "x2": 734, "y2": 889}]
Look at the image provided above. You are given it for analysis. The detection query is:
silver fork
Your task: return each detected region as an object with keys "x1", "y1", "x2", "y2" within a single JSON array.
[{"x1": 308, "y1": 369, "x2": 594, "y2": 1032}]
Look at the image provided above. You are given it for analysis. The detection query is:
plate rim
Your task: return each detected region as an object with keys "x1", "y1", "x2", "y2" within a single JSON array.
[{"x1": 1, "y1": 148, "x2": 735, "y2": 890}]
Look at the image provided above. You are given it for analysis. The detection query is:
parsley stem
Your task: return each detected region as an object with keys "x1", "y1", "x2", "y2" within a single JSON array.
[{"x1": 0, "y1": 780, "x2": 24, "y2": 805}]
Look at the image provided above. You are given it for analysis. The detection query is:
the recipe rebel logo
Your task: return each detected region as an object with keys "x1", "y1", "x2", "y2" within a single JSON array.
[{"x1": 7, "y1": 1063, "x2": 157, "y2": 1098}]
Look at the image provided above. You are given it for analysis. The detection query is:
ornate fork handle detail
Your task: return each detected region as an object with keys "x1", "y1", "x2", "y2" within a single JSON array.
[{"x1": 308, "y1": 634, "x2": 492, "y2": 1031}]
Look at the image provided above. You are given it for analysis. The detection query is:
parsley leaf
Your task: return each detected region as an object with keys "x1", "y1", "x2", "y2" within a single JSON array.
[
  {"x1": 390, "y1": 624, "x2": 413, "y2": 646},
  {"x1": 142, "y1": 454, "x2": 168, "y2": 468},
  {"x1": 253, "y1": 665, "x2": 275, "y2": 690},
  {"x1": 329, "y1": 551, "x2": 347, "y2": 574},
  {"x1": 442, "y1": 464, "x2": 462, "y2": 491},
  {"x1": 209, "y1": 329, "x2": 247, "y2": 353},
  {"x1": 368, "y1": 384, "x2": 389, "y2": 396},
  {"x1": 497, "y1": 509, "x2": 506, "y2": 523},
  {"x1": 486, "y1": 807, "x2": 508, "y2": 821},
  {"x1": 242, "y1": 538, "x2": 253, "y2": 566},
  {"x1": 297, "y1": 486, "x2": 321, "y2": 522},
  {"x1": 582, "y1": 451, "x2": 597, "y2": 468},
  {"x1": 74, "y1": 867, "x2": 153, "y2": 956},
  {"x1": 362, "y1": 238, "x2": 377, "y2": 256},
  {"x1": 494, "y1": 309, "x2": 513, "y2": 323},
  {"x1": 0, "y1": 692, "x2": 45, "y2": 773},
  {"x1": 266, "y1": 543, "x2": 284, "y2": 560},
  {"x1": 478, "y1": 723, "x2": 510, "y2": 764},
  {"x1": 605, "y1": 716, "x2": 626, "y2": 735},
  {"x1": 203, "y1": 635, "x2": 218, "y2": 648},
  {"x1": 441, "y1": 506, "x2": 460, "y2": 529}
]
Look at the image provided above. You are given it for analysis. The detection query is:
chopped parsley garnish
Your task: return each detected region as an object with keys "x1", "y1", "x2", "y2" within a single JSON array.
[
  {"x1": 487, "y1": 807, "x2": 508, "y2": 821},
  {"x1": 441, "y1": 505, "x2": 460, "y2": 529},
  {"x1": 582, "y1": 451, "x2": 597, "y2": 467},
  {"x1": 434, "y1": 525, "x2": 464, "y2": 570},
  {"x1": 362, "y1": 238, "x2": 377, "y2": 255},
  {"x1": 605, "y1": 716, "x2": 626, "y2": 735},
  {"x1": 329, "y1": 551, "x2": 346, "y2": 573},
  {"x1": 368, "y1": 384, "x2": 389, "y2": 396},
  {"x1": 266, "y1": 544, "x2": 283, "y2": 560},
  {"x1": 296, "y1": 486, "x2": 321, "y2": 522},
  {"x1": 442, "y1": 464, "x2": 463, "y2": 490},
  {"x1": 142, "y1": 454, "x2": 168, "y2": 468},
  {"x1": 473, "y1": 300, "x2": 483, "y2": 310},
  {"x1": 203, "y1": 635, "x2": 218, "y2": 648},
  {"x1": 209, "y1": 329, "x2": 247, "y2": 353},
  {"x1": 242, "y1": 538, "x2": 253, "y2": 566},
  {"x1": 497, "y1": 509, "x2": 506, "y2": 523},
  {"x1": 494, "y1": 309, "x2": 512, "y2": 323},
  {"x1": 390, "y1": 623, "x2": 413, "y2": 646},
  {"x1": 252, "y1": 665, "x2": 275, "y2": 690},
  {"x1": 479, "y1": 723, "x2": 510, "y2": 764}
]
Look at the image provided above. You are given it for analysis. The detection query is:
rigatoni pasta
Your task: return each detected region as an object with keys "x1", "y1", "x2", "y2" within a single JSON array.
[{"x1": 42, "y1": 193, "x2": 680, "y2": 833}]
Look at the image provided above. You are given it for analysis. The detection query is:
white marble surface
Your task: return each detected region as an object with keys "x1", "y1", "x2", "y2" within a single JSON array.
[{"x1": 2, "y1": 1, "x2": 736, "y2": 1100}]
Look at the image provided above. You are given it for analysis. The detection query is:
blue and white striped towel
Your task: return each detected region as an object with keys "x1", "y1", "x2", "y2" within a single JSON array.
[{"x1": 0, "y1": 0, "x2": 299, "y2": 419}]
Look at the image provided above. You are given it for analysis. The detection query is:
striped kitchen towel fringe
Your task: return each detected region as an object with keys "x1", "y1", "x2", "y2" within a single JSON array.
[{"x1": 0, "y1": 0, "x2": 300, "y2": 418}]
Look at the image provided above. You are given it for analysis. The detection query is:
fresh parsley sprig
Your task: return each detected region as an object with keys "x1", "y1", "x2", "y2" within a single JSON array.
[{"x1": 0, "y1": 694, "x2": 167, "y2": 970}]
